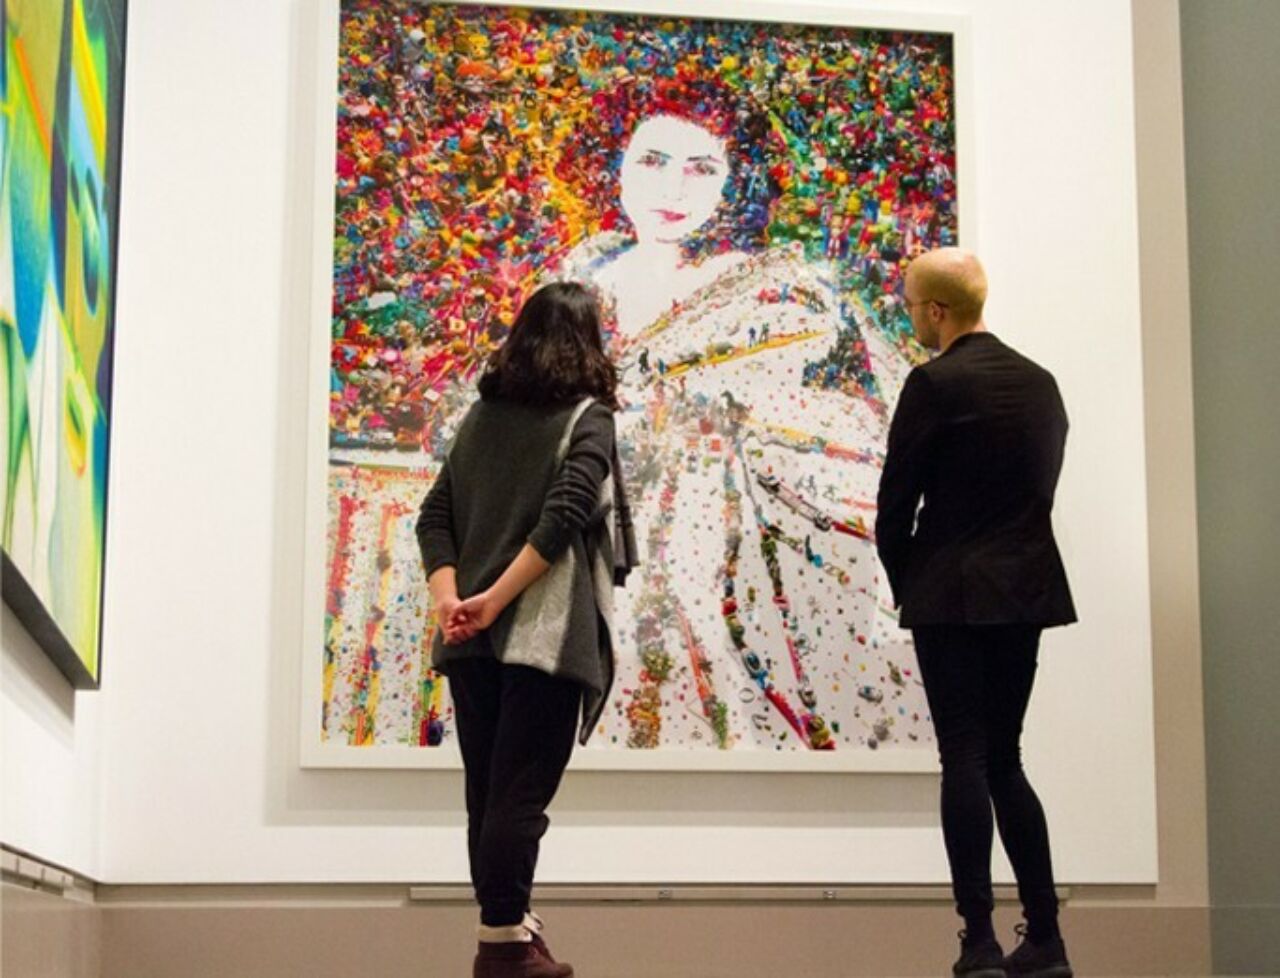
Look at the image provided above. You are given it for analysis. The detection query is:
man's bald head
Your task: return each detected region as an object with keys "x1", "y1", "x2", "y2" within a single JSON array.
[{"x1": 906, "y1": 248, "x2": 988, "y2": 326}]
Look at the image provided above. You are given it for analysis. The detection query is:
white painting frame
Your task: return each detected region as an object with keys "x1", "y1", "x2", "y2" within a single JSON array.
[{"x1": 300, "y1": 0, "x2": 976, "y2": 772}]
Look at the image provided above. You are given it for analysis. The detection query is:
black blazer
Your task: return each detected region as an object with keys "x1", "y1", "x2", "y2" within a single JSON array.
[{"x1": 875, "y1": 332, "x2": 1076, "y2": 628}]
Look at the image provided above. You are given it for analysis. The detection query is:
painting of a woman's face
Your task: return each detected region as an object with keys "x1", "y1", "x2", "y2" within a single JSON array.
[{"x1": 620, "y1": 114, "x2": 729, "y2": 245}]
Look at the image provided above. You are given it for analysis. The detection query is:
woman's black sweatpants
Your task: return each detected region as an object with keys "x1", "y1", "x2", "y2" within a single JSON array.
[{"x1": 448, "y1": 655, "x2": 582, "y2": 927}]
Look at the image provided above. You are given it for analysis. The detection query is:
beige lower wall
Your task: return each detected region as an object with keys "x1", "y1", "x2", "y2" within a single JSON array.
[
  {"x1": 90, "y1": 890, "x2": 1209, "y2": 978},
  {"x1": 0, "y1": 880, "x2": 1217, "y2": 978},
  {"x1": 1, "y1": 883, "x2": 102, "y2": 978}
]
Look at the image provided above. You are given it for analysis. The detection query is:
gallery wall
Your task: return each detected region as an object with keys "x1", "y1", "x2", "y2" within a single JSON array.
[
  {"x1": 1, "y1": 0, "x2": 127, "y2": 878},
  {"x1": 56, "y1": 0, "x2": 1165, "y2": 886},
  {"x1": 1, "y1": 605, "x2": 103, "y2": 876},
  {"x1": 1180, "y1": 0, "x2": 1280, "y2": 971}
]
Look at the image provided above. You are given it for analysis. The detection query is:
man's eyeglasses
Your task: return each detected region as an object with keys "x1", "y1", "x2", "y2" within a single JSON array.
[{"x1": 903, "y1": 296, "x2": 950, "y2": 310}]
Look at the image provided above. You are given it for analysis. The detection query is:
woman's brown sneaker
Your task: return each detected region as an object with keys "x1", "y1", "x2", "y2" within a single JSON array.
[
  {"x1": 529, "y1": 933, "x2": 574, "y2": 976},
  {"x1": 521, "y1": 911, "x2": 573, "y2": 976},
  {"x1": 473, "y1": 940, "x2": 573, "y2": 978}
]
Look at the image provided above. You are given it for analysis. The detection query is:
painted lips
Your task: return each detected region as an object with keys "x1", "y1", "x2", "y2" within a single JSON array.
[{"x1": 654, "y1": 209, "x2": 688, "y2": 223}]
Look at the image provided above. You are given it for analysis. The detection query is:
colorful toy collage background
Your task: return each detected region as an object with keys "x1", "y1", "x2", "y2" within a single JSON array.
[{"x1": 323, "y1": 0, "x2": 957, "y2": 757}]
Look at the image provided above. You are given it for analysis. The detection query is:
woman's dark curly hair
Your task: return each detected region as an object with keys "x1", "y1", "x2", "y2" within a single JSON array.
[{"x1": 478, "y1": 282, "x2": 619, "y2": 410}]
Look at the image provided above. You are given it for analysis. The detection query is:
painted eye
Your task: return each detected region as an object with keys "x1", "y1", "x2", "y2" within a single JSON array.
[
  {"x1": 636, "y1": 152, "x2": 665, "y2": 168},
  {"x1": 687, "y1": 160, "x2": 721, "y2": 177}
]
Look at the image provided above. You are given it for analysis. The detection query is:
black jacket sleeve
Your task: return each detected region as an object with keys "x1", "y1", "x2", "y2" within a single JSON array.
[
  {"x1": 876, "y1": 368, "x2": 938, "y2": 606},
  {"x1": 416, "y1": 459, "x2": 458, "y2": 576},
  {"x1": 527, "y1": 402, "x2": 615, "y2": 563}
]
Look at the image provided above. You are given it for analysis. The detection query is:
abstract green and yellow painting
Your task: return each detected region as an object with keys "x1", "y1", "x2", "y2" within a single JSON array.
[{"x1": 1, "y1": 0, "x2": 127, "y2": 687}]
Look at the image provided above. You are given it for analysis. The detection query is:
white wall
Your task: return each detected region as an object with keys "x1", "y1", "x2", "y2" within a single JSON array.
[
  {"x1": 1, "y1": 604, "x2": 102, "y2": 877},
  {"x1": 97, "y1": 0, "x2": 1156, "y2": 884}
]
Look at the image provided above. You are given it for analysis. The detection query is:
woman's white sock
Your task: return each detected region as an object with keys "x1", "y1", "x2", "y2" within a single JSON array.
[{"x1": 477, "y1": 921, "x2": 533, "y2": 944}]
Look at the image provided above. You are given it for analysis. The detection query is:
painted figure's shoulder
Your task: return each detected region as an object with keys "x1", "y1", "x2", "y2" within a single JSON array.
[
  {"x1": 736, "y1": 243, "x2": 845, "y2": 332},
  {"x1": 553, "y1": 232, "x2": 632, "y2": 285},
  {"x1": 439, "y1": 388, "x2": 484, "y2": 454}
]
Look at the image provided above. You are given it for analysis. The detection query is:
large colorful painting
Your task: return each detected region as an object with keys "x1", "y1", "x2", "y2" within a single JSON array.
[
  {"x1": 310, "y1": 0, "x2": 962, "y2": 768},
  {"x1": 1, "y1": 0, "x2": 127, "y2": 688}
]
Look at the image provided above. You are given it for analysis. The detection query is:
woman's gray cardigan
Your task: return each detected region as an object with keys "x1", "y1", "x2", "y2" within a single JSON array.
[{"x1": 416, "y1": 397, "x2": 618, "y2": 744}]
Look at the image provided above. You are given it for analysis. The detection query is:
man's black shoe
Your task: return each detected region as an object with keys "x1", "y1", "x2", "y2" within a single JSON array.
[
  {"x1": 953, "y1": 930, "x2": 1006, "y2": 978},
  {"x1": 1003, "y1": 924, "x2": 1073, "y2": 978}
]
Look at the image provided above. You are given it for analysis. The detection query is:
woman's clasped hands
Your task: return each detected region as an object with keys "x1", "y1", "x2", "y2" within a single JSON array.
[{"x1": 438, "y1": 590, "x2": 502, "y2": 645}]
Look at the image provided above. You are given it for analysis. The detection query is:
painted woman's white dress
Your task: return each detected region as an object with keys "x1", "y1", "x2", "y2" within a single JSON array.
[{"x1": 559, "y1": 234, "x2": 932, "y2": 753}]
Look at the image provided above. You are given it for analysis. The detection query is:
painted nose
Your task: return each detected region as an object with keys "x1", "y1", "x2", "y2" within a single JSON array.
[{"x1": 662, "y1": 168, "x2": 686, "y2": 199}]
